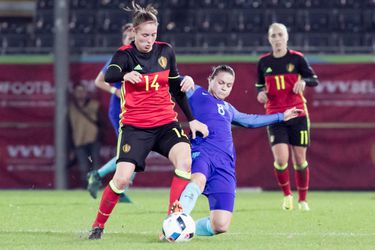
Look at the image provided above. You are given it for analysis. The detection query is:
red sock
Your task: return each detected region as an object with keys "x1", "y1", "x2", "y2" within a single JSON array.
[
  {"x1": 168, "y1": 174, "x2": 189, "y2": 214},
  {"x1": 274, "y1": 168, "x2": 292, "y2": 196},
  {"x1": 295, "y1": 167, "x2": 310, "y2": 202},
  {"x1": 92, "y1": 185, "x2": 120, "y2": 229}
]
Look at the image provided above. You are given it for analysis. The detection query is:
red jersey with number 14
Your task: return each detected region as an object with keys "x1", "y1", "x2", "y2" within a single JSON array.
[
  {"x1": 256, "y1": 50, "x2": 317, "y2": 115},
  {"x1": 109, "y1": 41, "x2": 180, "y2": 128}
]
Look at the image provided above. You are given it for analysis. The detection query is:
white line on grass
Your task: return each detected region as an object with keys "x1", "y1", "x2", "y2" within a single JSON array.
[
  {"x1": 2, "y1": 229, "x2": 374, "y2": 237},
  {"x1": 227, "y1": 232, "x2": 375, "y2": 237},
  {"x1": 0, "y1": 229, "x2": 156, "y2": 235}
]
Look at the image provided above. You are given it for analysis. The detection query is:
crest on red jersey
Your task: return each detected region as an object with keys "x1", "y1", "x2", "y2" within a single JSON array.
[
  {"x1": 286, "y1": 63, "x2": 295, "y2": 72},
  {"x1": 122, "y1": 144, "x2": 131, "y2": 153},
  {"x1": 158, "y1": 56, "x2": 167, "y2": 69}
]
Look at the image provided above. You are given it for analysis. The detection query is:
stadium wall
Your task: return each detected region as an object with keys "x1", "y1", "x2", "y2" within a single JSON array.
[{"x1": 0, "y1": 55, "x2": 375, "y2": 190}]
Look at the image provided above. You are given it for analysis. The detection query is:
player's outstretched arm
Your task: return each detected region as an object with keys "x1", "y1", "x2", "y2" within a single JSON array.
[
  {"x1": 231, "y1": 104, "x2": 282, "y2": 128},
  {"x1": 283, "y1": 107, "x2": 304, "y2": 121}
]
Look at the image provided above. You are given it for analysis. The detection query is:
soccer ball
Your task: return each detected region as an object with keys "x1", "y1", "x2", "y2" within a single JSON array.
[{"x1": 162, "y1": 212, "x2": 195, "y2": 242}]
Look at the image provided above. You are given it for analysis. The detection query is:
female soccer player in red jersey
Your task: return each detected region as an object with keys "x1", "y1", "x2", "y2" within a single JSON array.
[
  {"x1": 88, "y1": 1, "x2": 208, "y2": 239},
  {"x1": 255, "y1": 23, "x2": 319, "y2": 211}
]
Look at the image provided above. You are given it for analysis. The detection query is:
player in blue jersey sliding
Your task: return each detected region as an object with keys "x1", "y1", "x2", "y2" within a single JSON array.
[
  {"x1": 169, "y1": 65, "x2": 302, "y2": 237},
  {"x1": 87, "y1": 23, "x2": 195, "y2": 202}
]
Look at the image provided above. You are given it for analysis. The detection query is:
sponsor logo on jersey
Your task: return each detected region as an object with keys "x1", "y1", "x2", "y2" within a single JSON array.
[
  {"x1": 266, "y1": 67, "x2": 272, "y2": 73},
  {"x1": 286, "y1": 63, "x2": 295, "y2": 72},
  {"x1": 158, "y1": 56, "x2": 167, "y2": 69},
  {"x1": 134, "y1": 64, "x2": 143, "y2": 71},
  {"x1": 122, "y1": 144, "x2": 131, "y2": 153},
  {"x1": 192, "y1": 152, "x2": 200, "y2": 159}
]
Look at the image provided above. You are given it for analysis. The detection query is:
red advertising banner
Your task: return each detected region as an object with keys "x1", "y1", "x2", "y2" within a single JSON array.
[
  {"x1": 233, "y1": 127, "x2": 375, "y2": 190},
  {"x1": 0, "y1": 62, "x2": 374, "y2": 189},
  {"x1": 0, "y1": 126, "x2": 55, "y2": 188},
  {"x1": 0, "y1": 126, "x2": 175, "y2": 189}
]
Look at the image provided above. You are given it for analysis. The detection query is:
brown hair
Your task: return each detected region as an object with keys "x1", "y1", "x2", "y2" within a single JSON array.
[
  {"x1": 123, "y1": 1, "x2": 158, "y2": 29},
  {"x1": 208, "y1": 65, "x2": 235, "y2": 81},
  {"x1": 121, "y1": 23, "x2": 133, "y2": 33}
]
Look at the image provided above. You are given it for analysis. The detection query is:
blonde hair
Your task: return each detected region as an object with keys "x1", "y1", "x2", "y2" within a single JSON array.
[
  {"x1": 268, "y1": 23, "x2": 288, "y2": 37},
  {"x1": 123, "y1": 1, "x2": 158, "y2": 29}
]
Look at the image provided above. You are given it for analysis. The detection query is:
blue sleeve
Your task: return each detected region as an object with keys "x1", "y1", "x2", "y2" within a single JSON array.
[
  {"x1": 185, "y1": 83, "x2": 200, "y2": 99},
  {"x1": 229, "y1": 103, "x2": 284, "y2": 128},
  {"x1": 101, "y1": 58, "x2": 112, "y2": 74}
]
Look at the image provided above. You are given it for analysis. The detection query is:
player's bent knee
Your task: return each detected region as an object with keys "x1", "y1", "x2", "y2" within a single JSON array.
[
  {"x1": 111, "y1": 177, "x2": 129, "y2": 190},
  {"x1": 211, "y1": 219, "x2": 230, "y2": 235},
  {"x1": 180, "y1": 161, "x2": 192, "y2": 172},
  {"x1": 169, "y1": 146, "x2": 192, "y2": 172},
  {"x1": 274, "y1": 161, "x2": 288, "y2": 171},
  {"x1": 174, "y1": 158, "x2": 191, "y2": 172},
  {"x1": 212, "y1": 223, "x2": 229, "y2": 235},
  {"x1": 293, "y1": 161, "x2": 308, "y2": 170}
]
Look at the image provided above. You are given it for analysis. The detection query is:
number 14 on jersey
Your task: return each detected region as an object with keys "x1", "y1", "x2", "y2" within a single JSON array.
[{"x1": 144, "y1": 75, "x2": 160, "y2": 91}]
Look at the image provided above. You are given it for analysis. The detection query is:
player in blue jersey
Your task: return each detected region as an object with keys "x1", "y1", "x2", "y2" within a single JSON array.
[
  {"x1": 170, "y1": 65, "x2": 302, "y2": 237},
  {"x1": 86, "y1": 23, "x2": 135, "y2": 202},
  {"x1": 87, "y1": 23, "x2": 196, "y2": 202}
]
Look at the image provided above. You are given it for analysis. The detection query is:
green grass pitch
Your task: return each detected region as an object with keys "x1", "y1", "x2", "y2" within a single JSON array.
[{"x1": 1, "y1": 190, "x2": 375, "y2": 250}]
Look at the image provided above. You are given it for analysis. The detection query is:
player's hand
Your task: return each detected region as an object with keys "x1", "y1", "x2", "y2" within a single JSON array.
[
  {"x1": 115, "y1": 88, "x2": 122, "y2": 98},
  {"x1": 283, "y1": 107, "x2": 304, "y2": 121},
  {"x1": 123, "y1": 71, "x2": 142, "y2": 84},
  {"x1": 189, "y1": 119, "x2": 209, "y2": 139},
  {"x1": 257, "y1": 90, "x2": 268, "y2": 104},
  {"x1": 180, "y1": 75, "x2": 195, "y2": 92},
  {"x1": 293, "y1": 80, "x2": 306, "y2": 94}
]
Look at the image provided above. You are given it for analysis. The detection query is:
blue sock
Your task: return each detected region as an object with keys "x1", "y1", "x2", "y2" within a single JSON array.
[
  {"x1": 195, "y1": 217, "x2": 214, "y2": 236},
  {"x1": 97, "y1": 157, "x2": 117, "y2": 178},
  {"x1": 179, "y1": 182, "x2": 201, "y2": 215}
]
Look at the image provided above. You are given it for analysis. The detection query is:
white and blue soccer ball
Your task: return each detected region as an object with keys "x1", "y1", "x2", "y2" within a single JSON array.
[{"x1": 162, "y1": 212, "x2": 195, "y2": 242}]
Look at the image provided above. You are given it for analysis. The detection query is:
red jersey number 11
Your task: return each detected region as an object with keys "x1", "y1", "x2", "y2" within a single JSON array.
[{"x1": 274, "y1": 75, "x2": 285, "y2": 90}]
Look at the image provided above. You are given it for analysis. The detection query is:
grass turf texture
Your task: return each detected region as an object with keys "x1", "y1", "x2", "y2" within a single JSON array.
[{"x1": 1, "y1": 190, "x2": 375, "y2": 250}]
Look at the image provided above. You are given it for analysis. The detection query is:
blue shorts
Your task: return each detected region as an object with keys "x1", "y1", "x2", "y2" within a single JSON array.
[
  {"x1": 207, "y1": 192, "x2": 235, "y2": 212},
  {"x1": 191, "y1": 146, "x2": 236, "y2": 211},
  {"x1": 108, "y1": 94, "x2": 121, "y2": 136}
]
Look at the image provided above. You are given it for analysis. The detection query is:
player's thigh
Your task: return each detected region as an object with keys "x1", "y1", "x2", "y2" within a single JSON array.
[
  {"x1": 288, "y1": 116, "x2": 310, "y2": 147},
  {"x1": 267, "y1": 122, "x2": 289, "y2": 146},
  {"x1": 207, "y1": 192, "x2": 235, "y2": 213},
  {"x1": 168, "y1": 142, "x2": 191, "y2": 170},
  {"x1": 153, "y1": 122, "x2": 191, "y2": 169},
  {"x1": 271, "y1": 143, "x2": 289, "y2": 165},
  {"x1": 203, "y1": 155, "x2": 236, "y2": 195},
  {"x1": 191, "y1": 149, "x2": 212, "y2": 177},
  {"x1": 117, "y1": 125, "x2": 155, "y2": 172}
]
